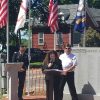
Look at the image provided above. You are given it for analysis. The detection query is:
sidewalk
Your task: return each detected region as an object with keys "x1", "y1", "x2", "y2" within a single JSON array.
[
  {"x1": 1, "y1": 96, "x2": 46, "y2": 100},
  {"x1": 23, "y1": 96, "x2": 46, "y2": 100}
]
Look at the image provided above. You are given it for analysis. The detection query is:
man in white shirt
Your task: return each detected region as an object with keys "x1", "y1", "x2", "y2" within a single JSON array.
[{"x1": 59, "y1": 44, "x2": 78, "y2": 100}]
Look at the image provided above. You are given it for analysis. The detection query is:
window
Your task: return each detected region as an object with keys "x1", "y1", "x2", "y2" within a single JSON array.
[
  {"x1": 38, "y1": 32, "x2": 44, "y2": 45},
  {"x1": 56, "y1": 32, "x2": 63, "y2": 46}
]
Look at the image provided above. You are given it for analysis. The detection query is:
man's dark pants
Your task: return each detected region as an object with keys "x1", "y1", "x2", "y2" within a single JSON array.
[
  {"x1": 18, "y1": 71, "x2": 26, "y2": 98},
  {"x1": 59, "y1": 72, "x2": 78, "y2": 100}
]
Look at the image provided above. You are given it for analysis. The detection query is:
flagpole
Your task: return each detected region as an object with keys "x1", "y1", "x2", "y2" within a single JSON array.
[
  {"x1": 83, "y1": 27, "x2": 86, "y2": 47},
  {"x1": 83, "y1": 0, "x2": 87, "y2": 47},
  {"x1": 27, "y1": 0, "x2": 31, "y2": 96},
  {"x1": 48, "y1": 0, "x2": 58, "y2": 50},
  {"x1": 7, "y1": 0, "x2": 9, "y2": 63},
  {"x1": 69, "y1": 22, "x2": 71, "y2": 45},
  {"x1": 54, "y1": 32, "x2": 56, "y2": 50},
  {"x1": 6, "y1": 0, "x2": 9, "y2": 97}
]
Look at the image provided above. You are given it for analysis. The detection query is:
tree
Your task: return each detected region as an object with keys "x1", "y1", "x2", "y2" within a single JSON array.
[
  {"x1": 88, "y1": 0, "x2": 100, "y2": 8},
  {"x1": 0, "y1": 0, "x2": 21, "y2": 50},
  {"x1": 80, "y1": 27, "x2": 100, "y2": 47},
  {"x1": 59, "y1": 0, "x2": 78, "y2": 4},
  {"x1": 9, "y1": 0, "x2": 21, "y2": 27},
  {"x1": 21, "y1": 39, "x2": 28, "y2": 46},
  {"x1": 93, "y1": 0, "x2": 100, "y2": 8},
  {"x1": 0, "y1": 0, "x2": 100, "y2": 50},
  {"x1": 0, "y1": 28, "x2": 6, "y2": 50}
]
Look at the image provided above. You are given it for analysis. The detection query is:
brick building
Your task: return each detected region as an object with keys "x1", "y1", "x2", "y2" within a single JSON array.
[
  {"x1": 31, "y1": 4, "x2": 100, "y2": 50},
  {"x1": 32, "y1": 23, "x2": 70, "y2": 50}
]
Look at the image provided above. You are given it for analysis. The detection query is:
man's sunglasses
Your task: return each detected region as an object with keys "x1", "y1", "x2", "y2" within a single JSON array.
[{"x1": 65, "y1": 47, "x2": 71, "y2": 49}]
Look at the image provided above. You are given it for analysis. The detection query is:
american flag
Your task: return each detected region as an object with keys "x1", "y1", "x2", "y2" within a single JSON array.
[
  {"x1": 0, "y1": 0, "x2": 8, "y2": 28},
  {"x1": 48, "y1": 0, "x2": 58, "y2": 33},
  {"x1": 14, "y1": 0, "x2": 28, "y2": 33}
]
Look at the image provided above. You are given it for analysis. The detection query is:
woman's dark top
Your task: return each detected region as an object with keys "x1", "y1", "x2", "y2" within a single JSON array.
[
  {"x1": 42, "y1": 59, "x2": 62, "y2": 79},
  {"x1": 42, "y1": 59, "x2": 62, "y2": 70}
]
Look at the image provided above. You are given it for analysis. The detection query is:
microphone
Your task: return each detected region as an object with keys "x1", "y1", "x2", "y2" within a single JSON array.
[
  {"x1": 50, "y1": 59, "x2": 55, "y2": 63},
  {"x1": 48, "y1": 59, "x2": 55, "y2": 68}
]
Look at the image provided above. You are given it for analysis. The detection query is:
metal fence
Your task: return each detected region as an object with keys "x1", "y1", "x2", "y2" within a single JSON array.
[
  {"x1": 0, "y1": 67, "x2": 46, "y2": 98},
  {"x1": 25, "y1": 68, "x2": 46, "y2": 96}
]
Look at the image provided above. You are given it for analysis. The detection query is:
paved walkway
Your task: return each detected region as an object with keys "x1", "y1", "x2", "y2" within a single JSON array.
[
  {"x1": 24, "y1": 96, "x2": 46, "y2": 100},
  {"x1": 1, "y1": 96, "x2": 46, "y2": 100}
]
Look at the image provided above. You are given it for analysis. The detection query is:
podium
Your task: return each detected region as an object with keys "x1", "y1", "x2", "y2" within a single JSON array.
[
  {"x1": 43, "y1": 69, "x2": 62, "y2": 100},
  {"x1": 5, "y1": 63, "x2": 23, "y2": 100}
]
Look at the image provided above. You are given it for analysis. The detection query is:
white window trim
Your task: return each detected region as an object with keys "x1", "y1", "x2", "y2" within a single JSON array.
[
  {"x1": 38, "y1": 32, "x2": 44, "y2": 45},
  {"x1": 56, "y1": 32, "x2": 63, "y2": 45}
]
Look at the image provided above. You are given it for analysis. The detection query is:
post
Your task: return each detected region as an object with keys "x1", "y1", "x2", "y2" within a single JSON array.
[
  {"x1": 83, "y1": 0, "x2": 87, "y2": 47},
  {"x1": 5, "y1": 63, "x2": 23, "y2": 100},
  {"x1": 6, "y1": 0, "x2": 9, "y2": 97},
  {"x1": 27, "y1": 0, "x2": 31, "y2": 95},
  {"x1": 69, "y1": 23, "x2": 71, "y2": 45},
  {"x1": 83, "y1": 28, "x2": 86, "y2": 47},
  {"x1": 54, "y1": 32, "x2": 56, "y2": 50}
]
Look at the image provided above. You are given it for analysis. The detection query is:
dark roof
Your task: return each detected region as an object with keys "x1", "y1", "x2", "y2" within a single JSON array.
[
  {"x1": 58, "y1": 4, "x2": 78, "y2": 24},
  {"x1": 32, "y1": 4, "x2": 100, "y2": 33},
  {"x1": 58, "y1": 4, "x2": 100, "y2": 28},
  {"x1": 32, "y1": 23, "x2": 70, "y2": 33},
  {"x1": 89, "y1": 8, "x2": 100, "y2": 22}
]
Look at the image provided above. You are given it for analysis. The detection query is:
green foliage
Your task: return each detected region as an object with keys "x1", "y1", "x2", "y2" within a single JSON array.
[
  {"x1": 93, "y1": 0, "x2": 100, "y2": 8},
  {"x1": 86, "y1": 27, "x2": 100, "y2": 47},
  {"x1": 0, "y1": 0, "x2": 100, "y2": 50},
  {"x1": 30, "y1": 62, "x2": 43, "y2": 68},
  {"x1": 80, "y1": 27, "x2": 100, "y2": 47},
  {"x1": 0, "y1": 28, "x2": 6, "y2": 45},
  {"x1": 21, "y1": 39, "x2": 28, "y2": 46},
  {"x1": 59, "y1": 0, "x2": 100, "y2": 8},
  {"x1": 9, "y1": 0, "x2": 21, "y2": 25},
  {"x1": 88, "y1": 0, "x2": 100, "y2": 8},
  {"x1": 59, "y1": 0, "x2": 78, "y2": 4},
  {"x1": 31, "y1": 62, "x2": 43, "y2": 66},
  {"x1": 0, "y1": 0, "x2": 21, "y2": 50}
]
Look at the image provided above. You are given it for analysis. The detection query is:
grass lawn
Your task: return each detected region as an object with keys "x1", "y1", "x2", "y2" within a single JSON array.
[{"x1": 30, "y1": 62, "x2": 43, "y2": 68}]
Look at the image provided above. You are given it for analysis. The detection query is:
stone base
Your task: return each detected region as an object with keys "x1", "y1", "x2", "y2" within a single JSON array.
[{"x1": 63, "y1": 93, "x2": 100, "y2": 100}]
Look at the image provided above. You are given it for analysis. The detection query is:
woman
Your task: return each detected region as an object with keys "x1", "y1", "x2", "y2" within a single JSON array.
[{"x1": 42, "y1": 50, "x2": 62, "y2": 100}]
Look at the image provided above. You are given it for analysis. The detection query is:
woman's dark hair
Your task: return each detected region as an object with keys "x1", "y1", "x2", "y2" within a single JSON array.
[{"x1": 43, "y1": 50, "x2": 59, "y2": 65}]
